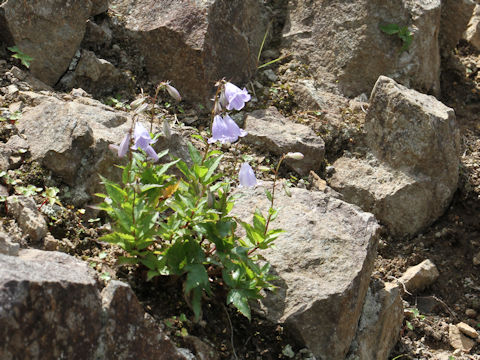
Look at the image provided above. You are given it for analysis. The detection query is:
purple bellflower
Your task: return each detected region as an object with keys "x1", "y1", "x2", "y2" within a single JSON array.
[
  {"x1": 208, "y1": 114, "x2": 247, "y2": 144},
  {"x1": 109, "y1": 133, "x2": 131, "y2": 158},
  {"x1": 224, "y1": 82, "x2": 251, "y2": 111},
  {"x1": 133, "y1": 122, "x2": 159, "y2": 161},
  {"x1": 238, "y1": 163, "x2": 257, "y2": 188}
]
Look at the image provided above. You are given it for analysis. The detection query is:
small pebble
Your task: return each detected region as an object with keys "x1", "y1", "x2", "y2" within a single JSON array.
[{"x1": 466, "y1": 308, "x2": 477, "y2": 318}]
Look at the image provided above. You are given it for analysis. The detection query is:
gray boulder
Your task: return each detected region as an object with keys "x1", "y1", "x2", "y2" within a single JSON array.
[
  {"x1": 0, "y1": 231, "x2": 19, "y2": 256},
  {"x1": 330, "y1": 76, "x2": 460, "y2": 237},
  {"x1": 58, "y1": 50, "x2": 134, "y2": 97},
  {"x1": 110, "y1": 0, "x2": 269, "y2": 103},
  {"x1": 0, "y1": 249, "x2": 188, "y2": 360},
  {"x1": 283, "y1": 0, "x2": 441, "y2": 97},
  {"x1": 347, "y1": 279, "x2": 403, "y2": 360},
  {"x1": 243, "y1": 107, "x2": 325, "y2": 176},
  {"x1": 0, "y1": 0, "x2": 106, "y2": 86},
  {"x1": 231, "y1": 183, "x2": 380, "y2": 359}
]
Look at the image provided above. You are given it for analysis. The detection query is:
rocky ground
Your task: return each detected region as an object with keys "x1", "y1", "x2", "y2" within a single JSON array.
[{"x1": 1, "y1": 1, "x2": 480, "y2": 359}]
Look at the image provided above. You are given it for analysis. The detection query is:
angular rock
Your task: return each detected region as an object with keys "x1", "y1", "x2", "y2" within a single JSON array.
[
  {"x1": 398, "y1": 259, "x2": 440, "y2": 293},
  {"x1": 464, "y1": 4, "x2": 480, "y2": 50},
  {"x1": 110, "y1": 0, "x2": 268, "y2": 103},
  {"x1": 0, "y1": 231, "x2": 19, "y2": 256},
  {"x1": 0, "y1": 0, "x2": 104, "y2": 85},
  {"x1": 7, "y1": 195, "x2": 48, "y2": 242},
  {"x1": 283, "y1": 0, "x2": 441, "y2": 97},
  {"x1": 231, "y1": 183, "x2": 380, "y2": 359},
  {"x1": 243, "y1": 107, "x2": 325, "y2": 176},
  {"x1": 330, "y1": 76, "x2": 460, "y2": 237},
  {"x1": 449, "y1": 324, "x2": 476, "y2": 352},
  {"x1": 456, "y1": 322, "x2": 478, "y2": 339},
  {"x1": 0, "y1": 249, "x2": 102, "y2": 359},
  {"x1": 58, "y1": 50, "x2": 134, "y2": 97},
  {"x1": 347, "y1": 280, "x2": 403, "y2": 360},
  {"x1": 0, "y1": 249, "x2": 188, "y2": 360},
  {"x1": 329, "y1": 157, "x2": 436, "y2": 237},
  {"x1": 98, "y1": 281, "x2": 189, "y2": 360},
  {"x1": 16, "y1": 96, "x2": 190, "y2": 205},
  {"x1": 440, "y1": 0, "x2": 475, "y2": 53}
]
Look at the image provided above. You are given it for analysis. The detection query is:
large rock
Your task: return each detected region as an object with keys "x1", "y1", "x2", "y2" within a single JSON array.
[
  {"x1": 0, "y1": 249, "x2": 187, "y2": 359},
  {"x1": 283, "y1": 0, "x2": 441, "y2": 97},
  {"x1": 329, "y1": 157, "x2": 435, "y2": 237},
  {"x1": 365, "y1": 76, "x2": 460, "y2": 204},
  {"x1": 464, "y1": 4, "x2": 480, "y2": 50},
  {"x1": 15, "y1": 96, "x2": 189, "y2": 205},
  {"x1": 347, "y1": 279, "x2": 403, "y2": 360},
  {"x1": 231, "y1": 183, "x2": 380, "y2": 359},
  {"x1": 243, "y1": 107, "x2": 325, "y2": 176},
  {"x1": 440, "y1": 0, "x2": 475, "y2": 53},
  {"x1": 110, "y1": 0, "x2": 268, "y2": 103},
  {"x1": 0, "y1": 0, "x2": 106, "y2": 86},
  {"x1": 58, "y1": 50, "x2": 135, "y2": 97},
  {"x1": 330, "y1": 76, "x2": 460, "y2": 237},
  {"x1": 7, "y1": 195, "x2": 48, "y2": 242}
]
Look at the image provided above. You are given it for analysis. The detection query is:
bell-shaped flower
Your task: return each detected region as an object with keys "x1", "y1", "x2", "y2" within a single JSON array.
[
  {"x1": 238, "y1": 163, "x2": 257, "y2": 188},
  {"x1": 117, "y1": 133, "x2": 131, "y2": 158},
  {"x1": 224, "y1": 82, "x2": 251, "y2": 111},
  {"x1": 208, "y1": 114, "x2": 247, "y2": 144},
  {"x1": 133, "y1": 122, "x2": 159, "y2": 161}
]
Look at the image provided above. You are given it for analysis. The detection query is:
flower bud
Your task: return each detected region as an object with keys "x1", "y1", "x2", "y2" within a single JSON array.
[
  {"x1": 134, "y1": 102, "x2": 149, "y2": 115},
  {"x1": 165, "y1": 83, "x2": 182, "y2": 102},
  {"x1": 130, "y1": 97, "x2": 146, "y2": 110},
  {"x1": 285, "y1": 152, "x2": 304, "y2": 160}
]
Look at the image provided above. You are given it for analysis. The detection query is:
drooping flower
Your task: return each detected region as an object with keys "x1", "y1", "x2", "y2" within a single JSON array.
[
  {"x1": 208, "y1": 114, "x2": 247, "y2": 144},
  {"x1": 133, "y1": 122, "x2": 159, "y2": 161},
  {"x1": 238, "y1": 163, "x2": 257, "y2": 188},
  {"x1": 118, "y1": 133, "x2": 131, "y2": 158},
  {"x1": 224, "y1": 82, "x2": 251, "y2": 111}
]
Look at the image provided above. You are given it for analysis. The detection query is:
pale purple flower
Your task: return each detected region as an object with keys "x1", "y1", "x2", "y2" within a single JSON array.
[
  {"x1": 133, "y1": 122, "x2": 158, "y2": 161},
  {"x1": 238, "y1": 163, "x2": 257, "y2": 188},
  {"x1": 224, "y1": 82, "x2": 251, "y2": 111},
  {"x1": 208, "y1": 114, "x2": 247, "y2": 144},
  {"x1": 118, "y1": 133, "x2": 131, "y2": 158}
]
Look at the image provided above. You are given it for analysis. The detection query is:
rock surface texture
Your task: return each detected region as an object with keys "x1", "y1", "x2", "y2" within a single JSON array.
[
  {"x1": 110, "y1": 0, "x2": 268, "y2": 103},
  {"x1": 231, "y1": 183, "x2": 380, "y2": 359},
  {"x1": 347, "y1": 279, "x2": 403, "y2": 360},
  {"x1": 0, "y1": 0, "x2": 107, "y2": 86},
  {"x1": 464, "y1": 4, "x2": 480, "y2": 50},
  {"x1": 243, "y1": 107, "x2": 325, "y2": 176},
  {"x1": 283, "y1": 0, "x2": 442, "y2": 97},
  {"x1": 0, "y1": 249, "x2": 187, "y2": 360},
  {"x1": 330, "y1": 76, "x2": 460, "y2": 237},
  {"x1": 7, "y1": 196, "x2": 48, "y2": 242}
]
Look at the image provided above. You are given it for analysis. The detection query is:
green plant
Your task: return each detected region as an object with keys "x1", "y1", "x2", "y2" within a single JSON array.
[
  {"x1": 380, "y1": 23, "x2": 413, "y2": 53},
  {"x1": 97, "y1": 81, "x2": 285, "y2": 321},
  {"x1": 405, "y1": 307, "x2": 425, "y2": 330},
  {"x1": 7, "y1": 46, "x2": 33, "y2": 68}
]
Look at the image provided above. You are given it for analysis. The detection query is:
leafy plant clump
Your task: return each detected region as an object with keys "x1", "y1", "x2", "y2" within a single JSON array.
[
  {"x1": 97, "y1": 81, "x2": 286, "y2": 321},
  {"x1": 380, "y1": 23, "x2": 413, "y2": 53},
  {"x1": 7, "y1": 46, "x2": 33, "y2": 68}
]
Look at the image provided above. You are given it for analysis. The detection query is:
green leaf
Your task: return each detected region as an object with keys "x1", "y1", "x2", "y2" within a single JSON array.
[
  {"x1": 227, "y1": 289, "x2": 251, "y2": 320},
  {"x1": 265, "y1": 189, "x2": 273, "y2": 203},
  {"x1": 380, "y1": 23, "x2": 400, "y2": 35},
  {"x1": 185, "y1": 264, "x2": 210, "y2": 295},
  {"x1": 187, "y1": 142, "x2": 202, "y2": 165},
  {"x1": 203, "y1": 154, "x2": 223, "y2": 182}
]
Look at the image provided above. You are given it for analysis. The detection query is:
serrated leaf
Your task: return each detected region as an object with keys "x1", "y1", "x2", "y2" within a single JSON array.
[
  {"x1": 265, "y1": 189, "x2": 273, "y2": 203},
  {"x1": 227, "y1": 289, "x2": 251, "y2": 320},
  {"x1": 187, "y1": 142, "x2": 202, "y2": 164}
]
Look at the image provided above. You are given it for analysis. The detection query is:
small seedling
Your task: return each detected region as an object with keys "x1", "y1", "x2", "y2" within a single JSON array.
[
  {"x1": 380, "y1": 23, "x2": 413, "y2": 53},
  {"x1": 7, "y1": 46, "x2": 33, "y2": 68}
]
